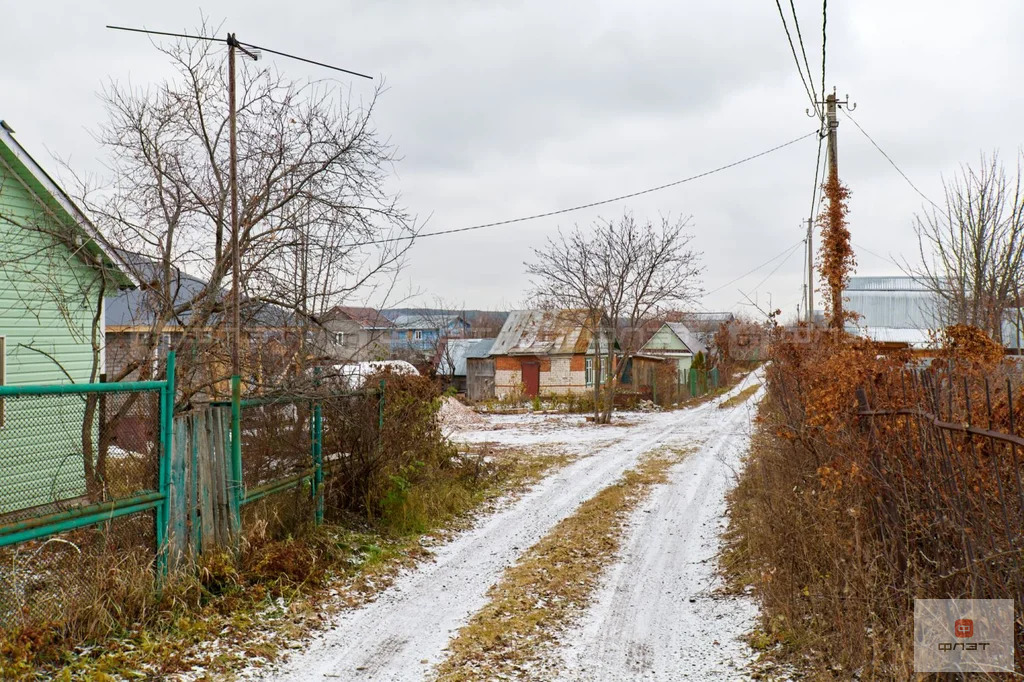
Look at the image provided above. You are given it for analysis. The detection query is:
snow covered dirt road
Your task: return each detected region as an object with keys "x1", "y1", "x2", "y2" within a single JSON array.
[
  {"x1": 260, "y1": 373, "x2": 762, "y2": 682},
  {"x1": 556, "y1": 381, "x2": 764, "y2": 681}
]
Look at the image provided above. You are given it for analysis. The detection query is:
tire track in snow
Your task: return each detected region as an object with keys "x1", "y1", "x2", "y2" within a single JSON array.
[
  {"x1": 260, "y1": 374, "x2": 760, "y2": 682},
  {"x1": 556, "y1": 378, "x2": 764, "y2": 681}
]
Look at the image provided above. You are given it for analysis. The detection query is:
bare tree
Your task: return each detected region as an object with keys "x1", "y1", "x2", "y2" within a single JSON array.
[
  {"x1": 527, "y1": 212, "x2": 703, "y2": 423},
  {"x1": 68, "y1": 20, "x2": 415, "y2": 401},
  {"x1": 909, "y1": 153, "x2": 1024, "y2": 339}
]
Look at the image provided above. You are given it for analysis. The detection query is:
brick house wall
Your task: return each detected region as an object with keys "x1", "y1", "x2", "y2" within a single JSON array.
[{"x1": 494, "y1": 353, "x2": 589, "y2": 397}]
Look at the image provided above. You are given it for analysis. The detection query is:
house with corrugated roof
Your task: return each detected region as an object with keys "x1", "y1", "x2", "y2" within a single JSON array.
[
  {"x1": 489, "y1": 309, "x2": 610, "y2": 398},
  {"x1": 638, "y1": 322, "x2": 707, "y2": 375}
]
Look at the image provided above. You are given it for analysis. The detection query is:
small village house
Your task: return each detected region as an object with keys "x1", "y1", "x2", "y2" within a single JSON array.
[
  {"x1": 682, "y1": 311, "x2": 735, "y2": 349},
  {"x1": 389, "y1": 312, "x2": 470, "y2": 361},
  {"x1": 105, "y1": 251, "x2": 301, "y2": 395},
  {"x1": 0, "y1": 121, "x2": 134, "y2": 516},
  {"x1": 488, "y1": 309, "x2": 608, "y2": 398},
  {"x1": 638, "y1": 322, "x2": 707, "y2": 376},
  {"x1": 321, "y1": 305, "x2": 393, "y2": 362}
]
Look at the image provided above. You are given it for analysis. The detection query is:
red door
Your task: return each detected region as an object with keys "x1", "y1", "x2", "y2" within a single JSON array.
[{"x1": 521, "y1": 361, "x2": 540, "y2": 397}]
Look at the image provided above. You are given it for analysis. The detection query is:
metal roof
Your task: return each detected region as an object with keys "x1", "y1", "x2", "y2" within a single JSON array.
[
  {"x1": 490, "y1": 309, "x2": 605, "y2": 356},
  {"x1": 643, "y1": 322, "x2": 708, "y2": 356},
  {"x1": 440, "y1": 338, "x2": 495, "y2": 376},
  {"x1": 0, "y1": 122, "x2": 135, "y2": 288},
  {"x1": 845, "y1": 276, "x2": 935, "y2": 291},
  {"x1": 391, "y1": 313, "x2": 467, "y2": 330}
]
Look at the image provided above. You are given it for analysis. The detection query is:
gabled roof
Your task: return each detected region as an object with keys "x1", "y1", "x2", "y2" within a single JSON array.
[
  {"x1": 328, "y1": 306, "x2": 394, "y2": 329},
  {"x1": 490, "y1": 309, "x2": 607, "y2": 356},
  {"x1": 106, "y1": 250, "x2": 294, "y2": 330},
  {"x1": 645, "y1": 322, "x2": 708, "y2": 356},
  {"x1": 391, "y1": 312, "x2": 468, "y2": 330},
  {"x1": 0, "y1": 121, "x2": 134, "y2": 289}
]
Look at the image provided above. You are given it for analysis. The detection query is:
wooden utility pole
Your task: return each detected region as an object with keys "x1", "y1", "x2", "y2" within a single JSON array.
[
  {"x1": 228, "y1": 33, "x2": 240, "y2": 378},
  {"x1": 825, "y1": 91, "x2": 839, "y2": 183}
]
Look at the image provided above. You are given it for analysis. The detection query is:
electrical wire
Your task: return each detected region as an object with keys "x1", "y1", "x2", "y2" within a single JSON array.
[
  {"x1": 343, "y1": 130, "x2": 818, "y2": 247},
  {"x1": 773, "y1": 0, "x2": 820, "y2": 117},
  {"x1": 821, "y1": 0, "x2": 828, "y2": 104},
  {"x1": 840, "y1": 108, "x2": 941, "y2": 210},
  {"x1": 705, "y1": 239, "x2": 805, "y2": 296},
  {"x1": 748, "y1": 239, "x2": 804, "y2": 294},
  {"x1": 789, "y1": 0, "x2": 819, "y2": 107}
]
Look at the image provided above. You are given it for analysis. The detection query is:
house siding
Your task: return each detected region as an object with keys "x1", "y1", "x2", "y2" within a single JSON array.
[{"x1": 0, "y1": 162, "x2": 106, "y2": 515}]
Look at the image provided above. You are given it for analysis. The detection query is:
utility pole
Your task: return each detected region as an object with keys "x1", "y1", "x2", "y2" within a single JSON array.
[
  {"x1": 806, "y1": 217, "x2": 814, "y2": 323},
  {"x1": 808, "y1": 88, "x2": 854, "y2": 327}
]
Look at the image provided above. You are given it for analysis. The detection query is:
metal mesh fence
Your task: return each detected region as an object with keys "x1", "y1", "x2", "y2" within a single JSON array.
[
  {"x1": 0, "y1": 390, "x2": 160, "y2": 523},
  {"x1": 0, "y1": 509, "x2": 156, "y2": 628},
  {"x1": 238, "y1": 399, "x2": 313, "y2": 489}
]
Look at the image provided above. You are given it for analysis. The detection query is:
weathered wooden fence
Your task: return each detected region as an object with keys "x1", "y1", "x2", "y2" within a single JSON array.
[{"x1": 167, "y1": 406, "x2": 234, "y2": 568}]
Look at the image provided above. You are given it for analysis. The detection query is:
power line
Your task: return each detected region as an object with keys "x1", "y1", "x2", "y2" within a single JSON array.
[
  {"x1": 852, "y1": 240, "x2": 901, "y2": 267},
  {"x1": 789, "y1": 0, "x2": 819, "y2": 106},
  {"x1": 705, "y1": 238, "x2": 805, "y2": 296},
  {"x1": 839, "y1": 108, "x2": 941, "y2": 210},
  {"x1": 773, "y1": 1, "x2": 820, "y2": 116},
  {"x1": 821, "y1": 0, "x2": 828, "y2": 103},
  {"x1": 345, "y1": 130, "x2": 818, "y2": 247},
  {"x1": 106, "y1": 25, "x2": 373, "y2": 79},
  {"x1": 749, "y1": 240, "x2": 804, "y2": 294}
]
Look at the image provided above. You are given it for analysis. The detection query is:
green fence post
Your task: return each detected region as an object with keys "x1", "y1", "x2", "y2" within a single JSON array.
[
  {"x1": 156, "y1": 350, "x2": 176, "y2": 579},
  {"x1": 230, "y1": 375, "x2": 243, "y2": 540},
  {"x1": 312, "y1": 401, "x2": 323, "y2": 525},
  {"x1": 378, "y1": 378, "x2": 385, "y2": 431}
]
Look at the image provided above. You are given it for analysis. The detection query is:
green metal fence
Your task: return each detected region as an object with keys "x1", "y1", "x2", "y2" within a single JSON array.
[
  {"x1": 0, "y1": 353, "x2": 175, "y2": 627},
  {"x1": 0, "y1": 355, "x2": 386, "y2": 631}
]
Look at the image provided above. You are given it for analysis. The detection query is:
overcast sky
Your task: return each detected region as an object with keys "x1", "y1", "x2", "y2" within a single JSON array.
[{"x1": 5, "y1": 1, "x2": 1024, "y2": 317}]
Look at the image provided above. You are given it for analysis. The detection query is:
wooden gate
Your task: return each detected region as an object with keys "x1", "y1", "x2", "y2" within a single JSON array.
[
  {"x1": 166, "y1": 405, "x2": 234, "y2": 567},
  {"x1": 466, "y1": 357, "x2": 495, "y2": 402}
]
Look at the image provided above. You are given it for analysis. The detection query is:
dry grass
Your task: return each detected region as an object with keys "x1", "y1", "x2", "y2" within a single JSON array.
[
  {"x1": 718, "y1": 384, "x2": 761, "y2": 409},
  {"x1": 3, "y1": 444, "x2": 573, "y2": 681},
  {"x1": 434, "y1": 448, "x2": 688, "y2": 681}
]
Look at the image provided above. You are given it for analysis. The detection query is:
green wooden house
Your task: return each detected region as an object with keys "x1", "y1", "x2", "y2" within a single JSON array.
[
  {"x1": 639, "y1": 322, "x2": 708, "y2": 375},
  {"x1": 0, "y1": 121, "x2": 133, "y2": 518}
]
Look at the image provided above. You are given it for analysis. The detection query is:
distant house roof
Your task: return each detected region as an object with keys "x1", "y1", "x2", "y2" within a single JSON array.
[
  {"x1": 106, "y1": 251, "x2": 294, "y2": 330},
  {"x1": 845, "y1": 276, "x2": 934, "y2": 292},
  {"x1": 0, "y1": 121, "x2": 134, "y2": 289},
  {"x1": 328, "y1": 306, "x2": 394, "y2": 329},
  {"x1": 851, "y1": 327, "x2": 934, "y2": 349},
  {"x1": 391, "y1": 313, "x2": 468, "y2": 330},
  {"x1": 490, "y1": 309, "x2": 607, "y2": 356},
  {"x1": 440, "y1": 338, "x2": 496, "y2": 376}
]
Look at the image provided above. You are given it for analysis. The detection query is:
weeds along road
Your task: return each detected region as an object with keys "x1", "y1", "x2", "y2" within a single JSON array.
[{"x1": 261, "y1": 372, "x2": 763, "y2": 682}]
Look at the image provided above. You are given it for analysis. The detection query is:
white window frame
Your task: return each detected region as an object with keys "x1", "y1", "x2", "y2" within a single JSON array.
[
  {"x1": 413, "y1": 330, "x2": 424, "y2": 341},
  {"x1": 585, "y1": 356, "x2": 594, "y2": 387}
]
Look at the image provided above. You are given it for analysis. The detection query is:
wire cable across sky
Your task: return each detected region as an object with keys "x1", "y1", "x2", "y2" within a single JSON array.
[{"x1": 346, "y1": 130, "x2": 818, "y2": 247}]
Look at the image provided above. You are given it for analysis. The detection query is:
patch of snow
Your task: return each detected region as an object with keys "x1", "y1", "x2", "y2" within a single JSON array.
[{"x1": 333, "y1": 361, "x2": 418, "y2": 389}]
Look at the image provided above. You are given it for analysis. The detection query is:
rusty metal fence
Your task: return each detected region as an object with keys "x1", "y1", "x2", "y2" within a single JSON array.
[{"x1": 855, "y1": 365, "x2": 1024, "y2": 605}]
